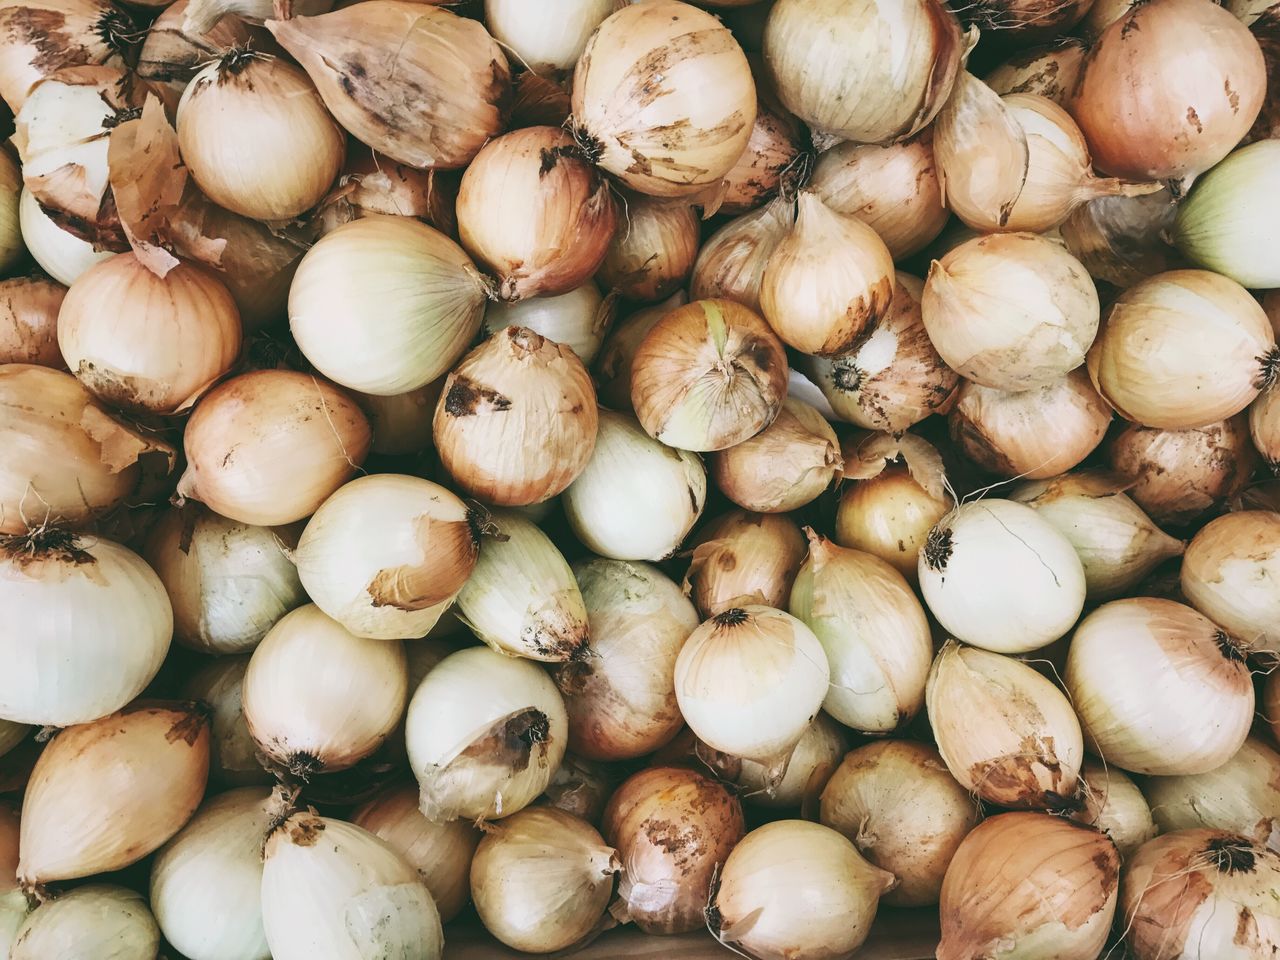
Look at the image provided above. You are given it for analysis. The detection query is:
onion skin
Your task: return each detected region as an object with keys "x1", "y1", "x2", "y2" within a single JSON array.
[
  {"x1": 597, "y1": 195, "x2": 698, "y2": 302},
  {"x1": 0, "y1": 276, "x2": 65, "y2": 367},
  {"x1": 718, "y1": 85, "x2": 807, "y2": 216},
  {"x1": 1180, "y1": 511, "x2": 1280, "y2": 655},
  {"x1": 137, "y1": 0, "x2": 254, "y2": 84},
  {"x1": 985, "y1": 40, "x2": 1087, "y2": 105}
]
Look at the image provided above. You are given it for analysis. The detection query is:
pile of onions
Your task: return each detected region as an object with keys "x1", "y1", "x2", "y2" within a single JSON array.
[
  {"x1": 484, "y1": 283, "x2": 610, "y2": 366},
  {"x1": 820, "y1": 741, "x2": 981, "y2": 906},
  {"x1": 1065, "y1": 598, "x2": 1254, "y2": 775},
  {"x1": 9, "y1": 886, "x2": 160, "y2": 960},
  {"x1": 598, "y1": 196, "x2": 698, "y2": 302},
  {"x1": 1144, "y1": 738, "x2": 1280, "y2": 848},
  {"x1": 571, "y1": 0, "x2": 756, "y2": 197},
  {"x1": 690, "y1": 201, "x2": 793, "y2": 313},
  {"x1": 735, "y1": 714, "x2": 848, "y2": 808},
  {"x1": 1180, "y1": 510, "x2": 1280, "y2": 656},
  {"x1": 484, "y1": 0, "x2": 614, "y2": 75},
  {"x1": 602, "y1": 766, "x2": 744, "y2": 934},
  {"x1": 938, "y1": 813, "x2": 1120, "y2": 960},
  {"x1": 0, "y1": 275, "x2": 64, "y2": 367},
  {"x1": 684, "y1": 511, "x2": 807, "y2": 618},
  {"x1": 709, "y1": 398, "x2": 840, "y2": 512},
  {"x1": 593, "y1": 294, "x2": 685, "y2": 410},
  {"x1": 555, "y1": 559, "x2": 696, "y2": 761},
  {"x1": 182, "y1": 656, "x2": 268, "y2": 787},
  {"x1": 0, "y1": 0, "x2": 133, "y2": 112},
  {"x1": 18, "y1": 188, "x2": 110, "y2": 286},
  {"x1": 1071, "y1": 760, "x2": 1157, "y2": 858},
  {"x1": 984, "y1": 40, "x2": 1087, "y2": 104}
]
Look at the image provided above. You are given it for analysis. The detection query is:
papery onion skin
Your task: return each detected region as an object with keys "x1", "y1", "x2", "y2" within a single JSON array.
[
  {"x1": 9, "y1": 885, "x2": 160, "y2": 960},
  {"x1": 821, "y1": 741, "x2": 980, "y2": 907},
  {"x1": 684, "y1": 510, "x2": 807, "y2": 618},
  {"x1": 0, "y1": 276, "x2": 64, "y2": 367},
  {"x1": 984, "y1": 40, "x2": 1087, "y2": 105},
  {"x1": 603, "y1": 766, "x2": 745, "y2": 935},
  {"x1": 18, "y1": 188, "x2": 110, "y2": 286},
  {"x1": 1066, "y1": 598, "x2": 1254, "y2": 776},
  {"x1": 938, "y1": 813, "x2": 1120, "y2": 960},
  {"x1": 484, "y1": 283, "x2": 609, "y2": 366},
  {"x1": 709, "y1": 397, "x2": 840, "y2": 512},
  {"x1": 1180, "y1": 510, "x2": 1280, "y2": 655},
  {"x1": 836, "y1": 464, "x2": 950, "y2": 584},
  {"x1": 736, "y1": 713, "x2": 848, "y2": 809},
  {"x1": 689, "y1": 200, "x2": 793, "y2": 313},
  {"x1": 598, "y1": 195, "x2": 698, "y2": 302},
  {"x1": 181, "y1": 655, "x2": 270, "y2": 787},
  {"x1": 316, "y1": 149, "x2": 459, "y2": 241},
  {"x1": 1070, "y1": 760, "x2": 1157, "y2": 859}
]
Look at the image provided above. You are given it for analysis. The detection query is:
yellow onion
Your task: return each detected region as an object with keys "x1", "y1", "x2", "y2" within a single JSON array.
[
  {"x1": 454, "y1": 510, "x2": 588, "y2": 662},
  {"x1": 0, "y1": 155, "x2": 23, "y2": 276},
  {"x1": 631, "y1": 298, "x2": 788, "y2": 452},
  {"x1": 1011, "y1": 471, "x2": 1185, "y2": 600},
  {"x1": 1072, "y1": 0, "x2": 1265, "y2": 183},
  {"x1": 562, "y1": 409, "x2": 707, "y2": 561},
  {"x1": 541, "y1": 756, "x2": 614, "y2": 825},
  {"x1": 710, "y1": 819, "x2": 895, "y2": 960},
  {"x1": 181, "y1": 655, "x2": 269, "y2": 787},
  {"x1": 1060, "y1": 187, "x2": 1181, "y2": 289},
  {"x1": 470, "y1": 807, "x2": 619, "y2": 953},
  {"x1": 18, "y1": 701, "x2": 209, "y2": 888},
  {"x1": 0, "y1": 0, "x2": 133, "y2": 113},
  {"x1": 407, "y1": 646, "x2": 568, "y2": 821},
  {"x1": 137, "y1": 0, "x2": 254, "y2": 84},
  {"x1": 352, "y1": 783, "x2": 480, "y2": 924},
  {"x1": 598, "y1": 195, "x2": 698, "y2": 302},
  {"x1": 316, "y1": 150, "x2": 459, "y2": 240},
  {"x1": 603, "y1": 766, "x2": 744, "y2": 934},
  {"x1": 1071, "y1": 760, "x2": 1157, "y2": 858},
  {"x1": 261, "y1": 813, "x2": 442, "y2": 960},
  {"x1": 763, "y1": 0, "x2": 967, "y2": 144},
  {"x1": 267, "y1": 1, "x2": 510, "y2": 169},
  {"x1": 593, "y1": 292, "x2": 684, "y2": 410},
  {"x1": 1144, "y1": 738, "x2": 1280, "y2": 849},
  {"x1": 177, "y1": 369, "x2": 371, "y2": 526},
  {"x1": 709, "y1": 398, "x2": 839, "y2": 513},
  {"x1": 949, "y1": 371, "x2": 1112, "y2": 480},
  {"x1": 434, "y1": 326, "x2": 597, "y2": 506},
  {"x1": 355, "y1": 382, "x2": 440, "y2": 457},
  {"x1": 927, "y1": 641, "x2": 1083, "y2": 808},
  {"x1": 0, "y1": 806, "x2": 25, "y2": 956},
  {"x1": 922, "y1": 233, "x2": 1100, "y2": 392},
  {"x1": 790, "y1": 531, "x2": 932, "y2": 733},
  {"x1": 145, "y1": 503, "x2": 305, "y2": 655},
  {"x1": 1120, "y1": 830, "x2": 1280, "y2": 960},
  {"x1": 484, "y1": 0, "x2": 615, "y2": 75},
  {"x1": 675, "y1": 604, "x2": 829, "y2": 764},
  {"x1": 938, "y1": 813, "x2": 1120, "y2": 960},
  {"x1": 689, "y1": 199, "x2": 793, "y2": 313},
  {"x1": 554, "y1": 559, "x2": 696, "y2": 761},
  {"x1": 1067, "y1": 598, "x2": 1253, "y2": 775},
  {"x1": 820, "y1": 741, "x2": 980, "y2": 907},
  {"x1": 835, "y1": 461, "x2": 950, "y2": 585},
  {"x1": 0, "y1": 275, "x2": 65, "y2": 367},
  {"x1": 149, "y1": 787, "x2": 272, "y2": 960},
  {"x1": 759, "y1": 191, "x2": 894, "y2": 356},
  {"x1": 718, "y1": 84, "x2": 807, "y2": 216},
  {"x1": 684, "y1": 510, "x2": 807, "y2": 618},
  {"x1": 1253, "y1": 385, "x2": 1280, "y2": 470},
  {"x1": 571, "y1": 0, "x2": 756, "y2": 197},
  {"x1": 0, "y1": 532, "x2": 170, "y2": 726},
  {"x1": 736, "y1": 714, "x2": 847, "y2": 809},
  {"x1": 984, "y1": 40, "x2": 1087, "y2": 105},
  {"x1": 484, "y1": 283, "x2": 610, "y2": 366},
  {"x1": 294, "y1": 474, "x2": 477, "y2": 640},
  {"x1": 18, "y1": 189, "x2": 110, "y2": 285},
  {"x1": 1108, "y1": 415, "x2": 1257, "y2": 526},
  {"x1": 243, "y1": 604, "x2": 407, "y2": 777},
  {"x1": 9, "y1": 885, "x2": 160, "y2": 960},
  {"x1": 58, "y1": 253, "x2": 241, "y2": 415},
  {"x1": 1181, "y1": 510, "x2": 1280, "y2": 655},
  {"x1": 177, "y1": 52, "x2": 343, "y2": 221},
  {"x1": 289, "y1": 217, "x2": 488, "y2": 396}
]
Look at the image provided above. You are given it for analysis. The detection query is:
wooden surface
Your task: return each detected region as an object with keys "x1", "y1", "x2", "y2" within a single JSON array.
[{"x1": 444, "y1": 907, "x2": 940, "y2": 959}]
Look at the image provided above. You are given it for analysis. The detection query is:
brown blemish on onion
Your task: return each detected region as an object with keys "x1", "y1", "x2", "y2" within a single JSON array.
[{"x1": 443, "y1": 375, "x2": 512, "y2": 417}]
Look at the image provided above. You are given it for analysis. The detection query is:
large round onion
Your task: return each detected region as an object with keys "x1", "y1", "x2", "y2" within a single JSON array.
[{"x1": 1180, "y1": 510, "x2": 1280, "y2": 655}]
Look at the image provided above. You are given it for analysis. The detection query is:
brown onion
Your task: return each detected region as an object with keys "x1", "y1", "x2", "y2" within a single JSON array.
[
  {"x1": 541, "y1": 756, "x2": 615, "y2": 826},
  {"x1": 689, "y1": 199, "x2": 793, "y2": 313},
  {"x1": 984, "y1": 40, "x2": 1088, "y2": 105},
  {"x1": 718, "y1": 81, "x2": 807, "y2": 215},
  {"x1": 355, "y1": 382, "x2": 440, "y2": 457},
  {"x1": 593, "y1": 292, "x2": 685, "y2": 411},
  {"x1": 1060, "y1": 187, "x2": 1182, "y2": 288},
  {"x1": 835, "y1": 467, "x2": 950, "y2": 586},
  {"x1": 683, "y1": 510, "x2": 807, "y2": 618},
  {"x1": 598, "y1": 195, "x2": 698, "y2": 302},
  {"x1": 137, "y1": 0, "x2": 254, "y2": 84},
  {"x1": 0, "y1": 275, "x2": 64, "y2": 367},
  {"x1": 1181, "y1": 510, "x2": 1280, "y2": 655}
]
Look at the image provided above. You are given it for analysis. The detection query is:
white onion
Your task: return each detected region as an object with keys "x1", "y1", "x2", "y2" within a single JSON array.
[
  {"x1": 18, "y1": 188, "x2": 109, "y2": 285},
  {"x1": 484, "y1": 0, "x2": 615, "y2": 74},
  {"x1": 1071, "y1": 760, "x2": 1157, "y2": 859},
  {"x1": 483, "y1": 282, "x2": 610, "y2": 365},
  {"x1": 9, "y1": 885, "x2": 160, "y2": 960}
]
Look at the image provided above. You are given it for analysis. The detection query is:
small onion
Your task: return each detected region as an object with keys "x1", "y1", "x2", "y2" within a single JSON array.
[
  {"x1": 927, "y1": 641, "x2": 1083, "y2": 808},
  {"x1": 593, "y1": 293, "x2": 684, "y2": 411},
  {"x1": 470, "y1": 807, "x2": 619, "y2": 953},
  {"x1": 709, "y1": 397, "x2": 839, "y2": 512},
  {"x1": 602, "y1": 766, "x2": 744, "y2": 934},
  {"x1": 1181, "y1": 510, "x2": 1280, "y2": 655},
  {"x1": 9, "y1": 885, "x2": 160, "y2": 960},
  {"x1": 484, "y1": 283, "x2": 610, "y2": 366},
  {"x1": 1071, "y1": 760, "x2": 1158, "y2": 859},
  {"x1": 984, "y1": 40, "x2": 1087, "y2": 105},
  {"x1": 1144, "y1": 738, "x2": 1280, "y2": 849},
  {"x1": 598, "y1": 195, "x2": 698, "y2": 302},
  {"x1": 484, "y1": 0, "x2": 615, "y2": 75},
  {"x1": 709, "y1": 820, "x2": 895, "y2": 960},
  {"x1": 736, "y1": 714, "x2": 848, "y2": 809},
  {"x1": 684, "y1": 510, "x2": 807, "y2": 618},
  {"x1": 316, "y1": 150, "x2": 459, "y2": 240},
  {"x1": 18, "y1": 188, "x2": 110, "y2": 286},
  {"x1": 689, "y1": 199, "x2": 793, "y2": 313},
  {"x1": 631, "y1": 298, "x2": 788, "y2": 452},
  {"x1": 181, "y1": 655, "x2": 270, "y2": 787},
  {"x1": 835, "y1": 457, "x2": 951, "y2": 584},
  {"x1": 407, "y1": 646, "x2": 568, "y2": 821},
  {"x1": 1066, "y1": 598, "x2": 1254, "y2": 775},
  {"x1": 718, "y1": 83, "x2": 807, "y2": 216},
  {"x1": 0, "y1": 0, "x2": 133, "y2": 113},
  {"x1": 1088, "y1": 270, "x2": 1276, "y2": 430},
  {"x1": 540, "y1": 755, "x2": 615, "y2": 826},
  {"x1": 820, "y1": 740, "x2": 981, "y2": 907},
  {"x1": 1253, "y1": 385, "x2": 1280, "y2": 470},
  {"x1": 938, "y1": 813, "x2": 1120, "y2": 960},
  {"x1": 0, "y1": 275, "x2": 64, "y2": 367},
  {"x1": 434, "y1": 326, "x2": 597, "y2": 506}
]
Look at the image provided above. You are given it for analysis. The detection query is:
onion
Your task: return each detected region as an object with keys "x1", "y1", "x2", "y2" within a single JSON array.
[
  {"x1": 709, "y1": 397, "x2": 839, "y2": 513},
  {"x1": 470, "y1": 807, "x2": 618, "y2": 953},
  {"x1": 927, "y1": 641, "x2": 1083, "y2": 808},
  {"x1": 9, "y1": 885, "x2": 160, "y2": 960},
  {"x1": 1253, "y1": 385, "x2": 1280, "y2": 471},
  {"x1": 1011, "y1": 471, "x2": 1185, "y2": 600},
  {"x1": 352, "y1": 783, "x2": 479, "y2": 923},
  {"x1": 809, "y1": 135, "x2": 948, "y2": 260},
  {"x1": 631, "y1": 298, "x2": 788, "y2": 452},
  {"x1": 1181, "y1": 510, "x2": 1280, "y2": 655},
  {"x1": 0, "y1": 155, "x2": 21, "y2": 276},
  {"x1": 1061, "y1": 188, "x2": 1181, "y2": 290},
  {"x1": 181, "y1": 655, "x2": 269, "y2": 787},
  {"x1": 1088, "y1": 269, "x2": 1276, "y2": 430},
  {"x1": 1079, "y1": 0, "x2": 1136, "y2": 38},
  {"x1": 137, "y1": 0, "x2": 254, "y2": 84},
  {"x1": 718, "y1": 81, "x2": 807, "y2": 216},
  {"x1": 316, "y1": 149, "x2": 458, "y2": 240},
  {"x1": 149, "y1": 787, "x2": 272, "y2": 960},
  {"x1": 984, "y1": 40, "x2": 1087, "y2": 105},
  {"x1": 295, "y1": 474, "x2": 477, "y2": 640},
  {"x1": 1108, "y1": 415, "x2": 1257, "y2": 526},
  {"x1": 406, "y1": 645, "x2": 568, "y2": 821},
  {"x1": 820, "y1": 740, "x2": 980, "y2": 907},
  {"x1": 1268, "y1": 672, "x2": 1280, "y2": 747},
  {"x1": 562, "y1": 409, "x2": 707, "y2": 561},
  {"x1": 0, "y1": 806, "x2": 23, "y2": 957},
  {"x1": 434, "y1": 327, "x2": 597, "y2": 506},
  {"x1": 0, "y1": 275, "x2": 65, "y2": 367},
  {"x1": 602, "y1": 766, "x2": 744, "y2": 934},
  {"x1": 922, "y1": 233, "x2": 1100, "y2": 392},
  {"x1": 540, "y1": 755, "x2": 614, "y2": 825},
  {"x1": 288, "y1": 217, "x2": 488, "y2": 396},
  {"x1": 18, "y1": 701, "x2": 210, "y2": 889},
  {"x1": 763, "y1": 0, "x2": 968, "y2": 144},
  {"x1": 736, "y1": 713, "x2": 847, "y2": 809},
  {"x1": 484, "y1": 0, "x2": 615, "y2": 75},
  {"x1": 938, "y1": 813, "x2": 1120, "y2": 960},
  {"x1": 598, "y1": 195, "x2": 698, "y2": 302},
  {"x1": 684, "y1": 510, "x2": 807, "y2": 618},
  {"x1": 261, "y1": 813, "x2": 443, "y2": 960},
  {"x1": 1071, "y1": 760, "x2": 1157, "y2": 858},
  {"x1": 484, "y1": 283, "x2": 610, "y2": 366},
  {"x1": 1120, "y1": 830, "x2": 1280, "y2": 960},
  {"x1": 18, "y1": 188, "x2": 110, "y2": 286},
  {"x1": 571, "y1": 0, "x2": 756, "y2": 197},
  {"x1": 675, "y1": 604, "x2": 829, "y2": 764},
  {"x1": 948, "y1": 371, "x2": 1113, "y2": 480},
  {"x1": 554, "y1": 559, "x2": 696, "y2": 761},
  {"x1": 593, "y1": 293, "x2": 685, "y2": 411},
  {"x1": 182, "y1": 0, "x2": 332, "y2": 34},
  {"x1": 356, "y1": 383, "x2": 440, "y2": 457},
  {"x1": 0, "y1": 532, "x2": 170, "y2": 726},
  {"x1": 267, "y1": 1, "x2": 509, "y2": 169},
  {"x1": 243, "y1": 604, "x2": 407, "y2": 777},
  {"x1": 1066, "y1": 598, "x2": 1254, "y2": 775},
  {"x1": 176, "y1": 369, "x2": 371, "y2": 526},
  {"x1": 0, "y1": 0, "x2": 133, "y2": 113},
  {"x1": 689, "y1": 199, "x2": 793, "y2": 313},
  {"x1": 709, "y1": 819, "x2": 894, "y2": 960}
]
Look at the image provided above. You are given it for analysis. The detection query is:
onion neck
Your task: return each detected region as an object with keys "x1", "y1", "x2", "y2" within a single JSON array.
[{"x1": 1079, "y1": 175, "x2": 1165, "y2": 203}]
